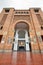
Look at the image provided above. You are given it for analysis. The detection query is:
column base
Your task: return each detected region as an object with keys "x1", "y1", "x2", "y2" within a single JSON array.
[
  {"x1": 4, "y1": 50, "x2": 12, "y2": 52},
  {"x1": 0, "y1": 50, "x2": 4, "y2": 52},
  {"x1": 41, "y1": 50, "x2": 43, "y2": 53},
  {"x1": 32, "y1": 50, "x2": 40, "y2": 53}
]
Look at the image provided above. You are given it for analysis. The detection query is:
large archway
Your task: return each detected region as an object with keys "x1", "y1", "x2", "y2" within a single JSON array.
[{"x1": 13, "y1": 21, "x2": 31, "y2": 51}]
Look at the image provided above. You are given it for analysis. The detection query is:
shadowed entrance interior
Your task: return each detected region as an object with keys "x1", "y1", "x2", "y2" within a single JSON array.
[{"x1": 13, "y1": 22, "x2": 31, "y2": 51}]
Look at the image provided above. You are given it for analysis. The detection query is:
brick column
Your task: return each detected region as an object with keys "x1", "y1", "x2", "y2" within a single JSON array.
[
  {"x1": 0, "y1": 9, "x2": 5, "y2": 23},
  {"x1": 5, "y1": 14, "x2": 14, "y2": 50},
  {"x1": 0, "y1": 9, "x2": 5, "y2": 51},
  {"x1": 29, "y1": 13, "x2": 39, "y2": 53},
  {"x1": 39, "y1": 9, "x2": 43, "y2": 35},
  {"x1": 39, "y1": 9, "x2": 43, "y2": 53},
  {"x1": 2, "y1": 8, "x2": 14, "y2": 51},
  {"x1": 30, "y1": 9, "x2": 41, "y2": 53}
]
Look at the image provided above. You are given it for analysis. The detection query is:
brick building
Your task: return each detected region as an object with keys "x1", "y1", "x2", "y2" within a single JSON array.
[{"x1": 0, "y1": 8, "x2": 43, "y2": 53}]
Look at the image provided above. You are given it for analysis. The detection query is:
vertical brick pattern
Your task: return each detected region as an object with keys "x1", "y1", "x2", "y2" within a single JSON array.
[{"x1": 30, "y1": 9, "x2": 41, "y2": 52}]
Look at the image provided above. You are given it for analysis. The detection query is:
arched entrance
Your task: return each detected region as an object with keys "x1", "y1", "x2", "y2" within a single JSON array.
[{"x1": 13, "y1": 22, "x2": 31, "y2": 51}]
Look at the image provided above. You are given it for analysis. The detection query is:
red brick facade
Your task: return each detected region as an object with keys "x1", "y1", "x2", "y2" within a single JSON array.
[{"x1": 0, "y1": 8, "x2": 43, "y2": 53}]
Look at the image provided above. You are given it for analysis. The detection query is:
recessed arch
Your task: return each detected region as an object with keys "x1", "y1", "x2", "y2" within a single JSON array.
[
  {"x1": 13, "y1": 20, "x2": 31, "y2": 51},
  {"x1": 13, "y1": 20, "x2": 31, "y2": 29},
  {"x1": 15, "y1": 22, "x2": 29, "y2": 30}
]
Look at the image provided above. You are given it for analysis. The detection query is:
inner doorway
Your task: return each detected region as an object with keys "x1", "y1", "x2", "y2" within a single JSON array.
[
  {"x1": 13, "y1": 22, "x2": 31, "y2": 51},
  {"x1": 18, "y1": 40, "x2": 25, "y2": 51},
  {"x1": 18, "y1": 30, "x2": 26, "y2": 51}
]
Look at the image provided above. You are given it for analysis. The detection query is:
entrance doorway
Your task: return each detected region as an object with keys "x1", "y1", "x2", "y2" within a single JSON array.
[
  {"x1": 18, "y1": 40, "x2": 25, "y2": 51},
  {"x1": 13, "y1": 22, "x2": 31, "y2": 51}
]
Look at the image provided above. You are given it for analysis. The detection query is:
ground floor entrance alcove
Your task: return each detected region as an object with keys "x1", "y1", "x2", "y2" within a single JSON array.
[{"x1": 13, "y1": 21, "x2": 31, "y2": 51}]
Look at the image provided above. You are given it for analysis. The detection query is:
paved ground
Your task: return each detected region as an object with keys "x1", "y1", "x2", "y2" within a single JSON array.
[{"x1": 0, "y1": 52, "x2": 43, "y2": 65}]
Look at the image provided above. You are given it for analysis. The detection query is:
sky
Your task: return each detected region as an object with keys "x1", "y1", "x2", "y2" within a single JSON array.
[{"x1": 0, "y1": 0, "x2": 43, "y2": 12}]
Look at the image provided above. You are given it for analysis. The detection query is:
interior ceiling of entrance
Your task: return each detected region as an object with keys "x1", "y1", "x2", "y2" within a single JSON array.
[
  {"x1": 15, "y1": 22, "x2": 29, "y2": 30},
  {"x1": 18, "y1": 30, "x2": 25, "y2": 38}
]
